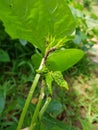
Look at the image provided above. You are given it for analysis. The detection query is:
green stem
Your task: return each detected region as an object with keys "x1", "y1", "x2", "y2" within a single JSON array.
[
  {"x1": 17, "y1": 58, "x2": 44, "y2": 130},
  {"x1": 29, "y1": 81, "x2": 45, "y2": 130},
  {"x1": 39, "y1": 97, "x2": 51, "y2": 120}
]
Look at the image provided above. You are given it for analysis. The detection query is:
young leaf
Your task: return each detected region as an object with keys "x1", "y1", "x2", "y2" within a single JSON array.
[
  {"x1": 36, "y1": 66, "x2": 49, "y2": 74},
  {"x1": 45, "y1": 72, "x2": 53, "y2": 94},
  {"x1": 46, "y1": 49, "x2": 84, "y2": 72},
  {"x1": 0, "y1": 0, "x2": 75, "y2": 53},
  {"x1": 52, "y1": 71, "x2": 68, "y2": 90}
]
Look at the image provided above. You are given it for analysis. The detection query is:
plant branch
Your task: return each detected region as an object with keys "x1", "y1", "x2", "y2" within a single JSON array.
[
  {"x1": 44, "y1": 47, "x2": 56, "y2": 64},
  {"x1": 39, "y1": 97, "x2": 51, "y2": 120},
  {"x1": 29, "y1": 80, "x2": 45, "y2": 130},
  {"x1": 17, "y1": 58, "x2": 44, "y2": 130}
]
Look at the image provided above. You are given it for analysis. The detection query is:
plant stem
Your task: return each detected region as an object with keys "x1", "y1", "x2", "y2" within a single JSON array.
[
  {"x1": 29, "y1": 80, "x2": 45, "y2": 130},
  {"x1": 17, "y1": 58, "x2": 44, "y2": 130},
  {"x1": 39, "y1": 97, "x2": 51, "y2": 120}
]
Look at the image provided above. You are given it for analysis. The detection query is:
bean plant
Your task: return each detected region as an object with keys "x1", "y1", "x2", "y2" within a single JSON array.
[{"x1": 0, "y1": 0, "x2": 84, "y2": 130}]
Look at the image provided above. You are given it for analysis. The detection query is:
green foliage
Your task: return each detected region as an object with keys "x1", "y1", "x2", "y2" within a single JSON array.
[
  {"x1": 45, "y1": 71, "x2": 68, "y2": 94},
  {"x1": 1, "y1": 0, "x2": 97, "y2": 130},
  {"x1": 45, "y1": 72, "x2": 53, "y2": 94},
  {"x1": 31, "y1": 53, "x2": 42, "y2": 69},
  {"x1": 66, "y1": 0, "x2": 98, "y2": 51},
  {"x1": 46, "y1": 99, "x2": 64, "y2": 117},
  {"x1": 52, "y1": 71, "x2": 68, "y2": 90},
  {"x1": 0, "y1": 90, "x2": 5, "y2": 113},
  {"x1": 79, "y1": 119, "x2": 94, "y2": 130},
  {"x1": 0, "y1": 21, "x2": 8, "y2": 42},
  {"x1": 0, "y1": 33, "x2": 35, "y2": 129},
  {"x1": 46, "y1": 49, "x2": 84, "y2": 72},
  {"x1": 34, "y1": 115, "x2": 78, "y2": 130},
  {"x1": 0, "y1": 0, "x2": 75, "y2": 53},
  {"x1": 0, "y1": 49, "x2": 10, "y2": 62}
]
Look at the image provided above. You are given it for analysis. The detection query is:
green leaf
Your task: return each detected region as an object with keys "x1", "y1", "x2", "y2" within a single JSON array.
[
  {"x1": 36, "y1": 66, "x2": 49, "y2": 74},
  {"x1": 52, "y1": 71, "x2": 68, "y2": 90},
  {"x1": 0, "y1": 0, "x2": 75, "y2": 53},
  {"x1": 45, "y1": 72, "x2": 53, "y2": 94},
  {"x1": 19, "y1": 39, "x2": 28, "y2": 46},
  {"x1": 5, "y1": 123, "x2": 17, "y2": 130},
  {"x1": 46, "y1": 49, "x2": 84, "y2": 72},
  {"x1": 0, "y1": 90, "x2": 5, "y2": 113},
  {"x1": 34, "y1": 115, "x2": 78, "y2": 130},
  {"x1": 0, "y1": 49, "x2": 10, "y2": 62},
  {"x1": 40, "y1": 115, "x2": 77, "y2": 130},
  {"x1": 46, "y1": 99, "x2": 64, "y2": 117},
  {"x1": 31, "y1": 53, "x2": 42, "y2": 69},
  {"x1": 51, "y1": 126, "x2": 63, "y2": 130},
  {"x1": 73, "y1": 34, "x2": 81, "y2": 44},
  {"x1": 86, "y1": 17, "x2": 98, "y2": 30},
  {"x1": 79, "y1": 119, "x2": 94, "y2": 130}
]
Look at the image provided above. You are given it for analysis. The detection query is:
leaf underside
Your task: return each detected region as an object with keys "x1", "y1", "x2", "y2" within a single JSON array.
[{"x1": 0, "y1": 0, "x2": 75, "y2": 53}]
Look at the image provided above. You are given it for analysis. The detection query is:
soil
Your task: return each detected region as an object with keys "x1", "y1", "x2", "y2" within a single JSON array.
[{"x1": 90, "y1": 43, "x2": 98, "y2": 63}]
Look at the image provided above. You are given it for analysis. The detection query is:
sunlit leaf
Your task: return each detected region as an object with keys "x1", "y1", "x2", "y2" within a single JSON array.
[
  {"x1": 46, "y1": 49, "x2": 84, "y2": 72},
  {"x1": 0, "y1": 0, "x2": 75, "y2": 53}
]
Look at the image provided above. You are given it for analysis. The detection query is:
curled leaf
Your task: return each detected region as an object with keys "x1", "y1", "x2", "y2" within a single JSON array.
[{"x1": 52, "y1": 71, "x2": 68, "y2": 90}]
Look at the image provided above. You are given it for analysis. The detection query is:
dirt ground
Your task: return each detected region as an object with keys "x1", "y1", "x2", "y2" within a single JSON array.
[{"x1": 90, "y1": 43, "x2": 98, "y2": 63}]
